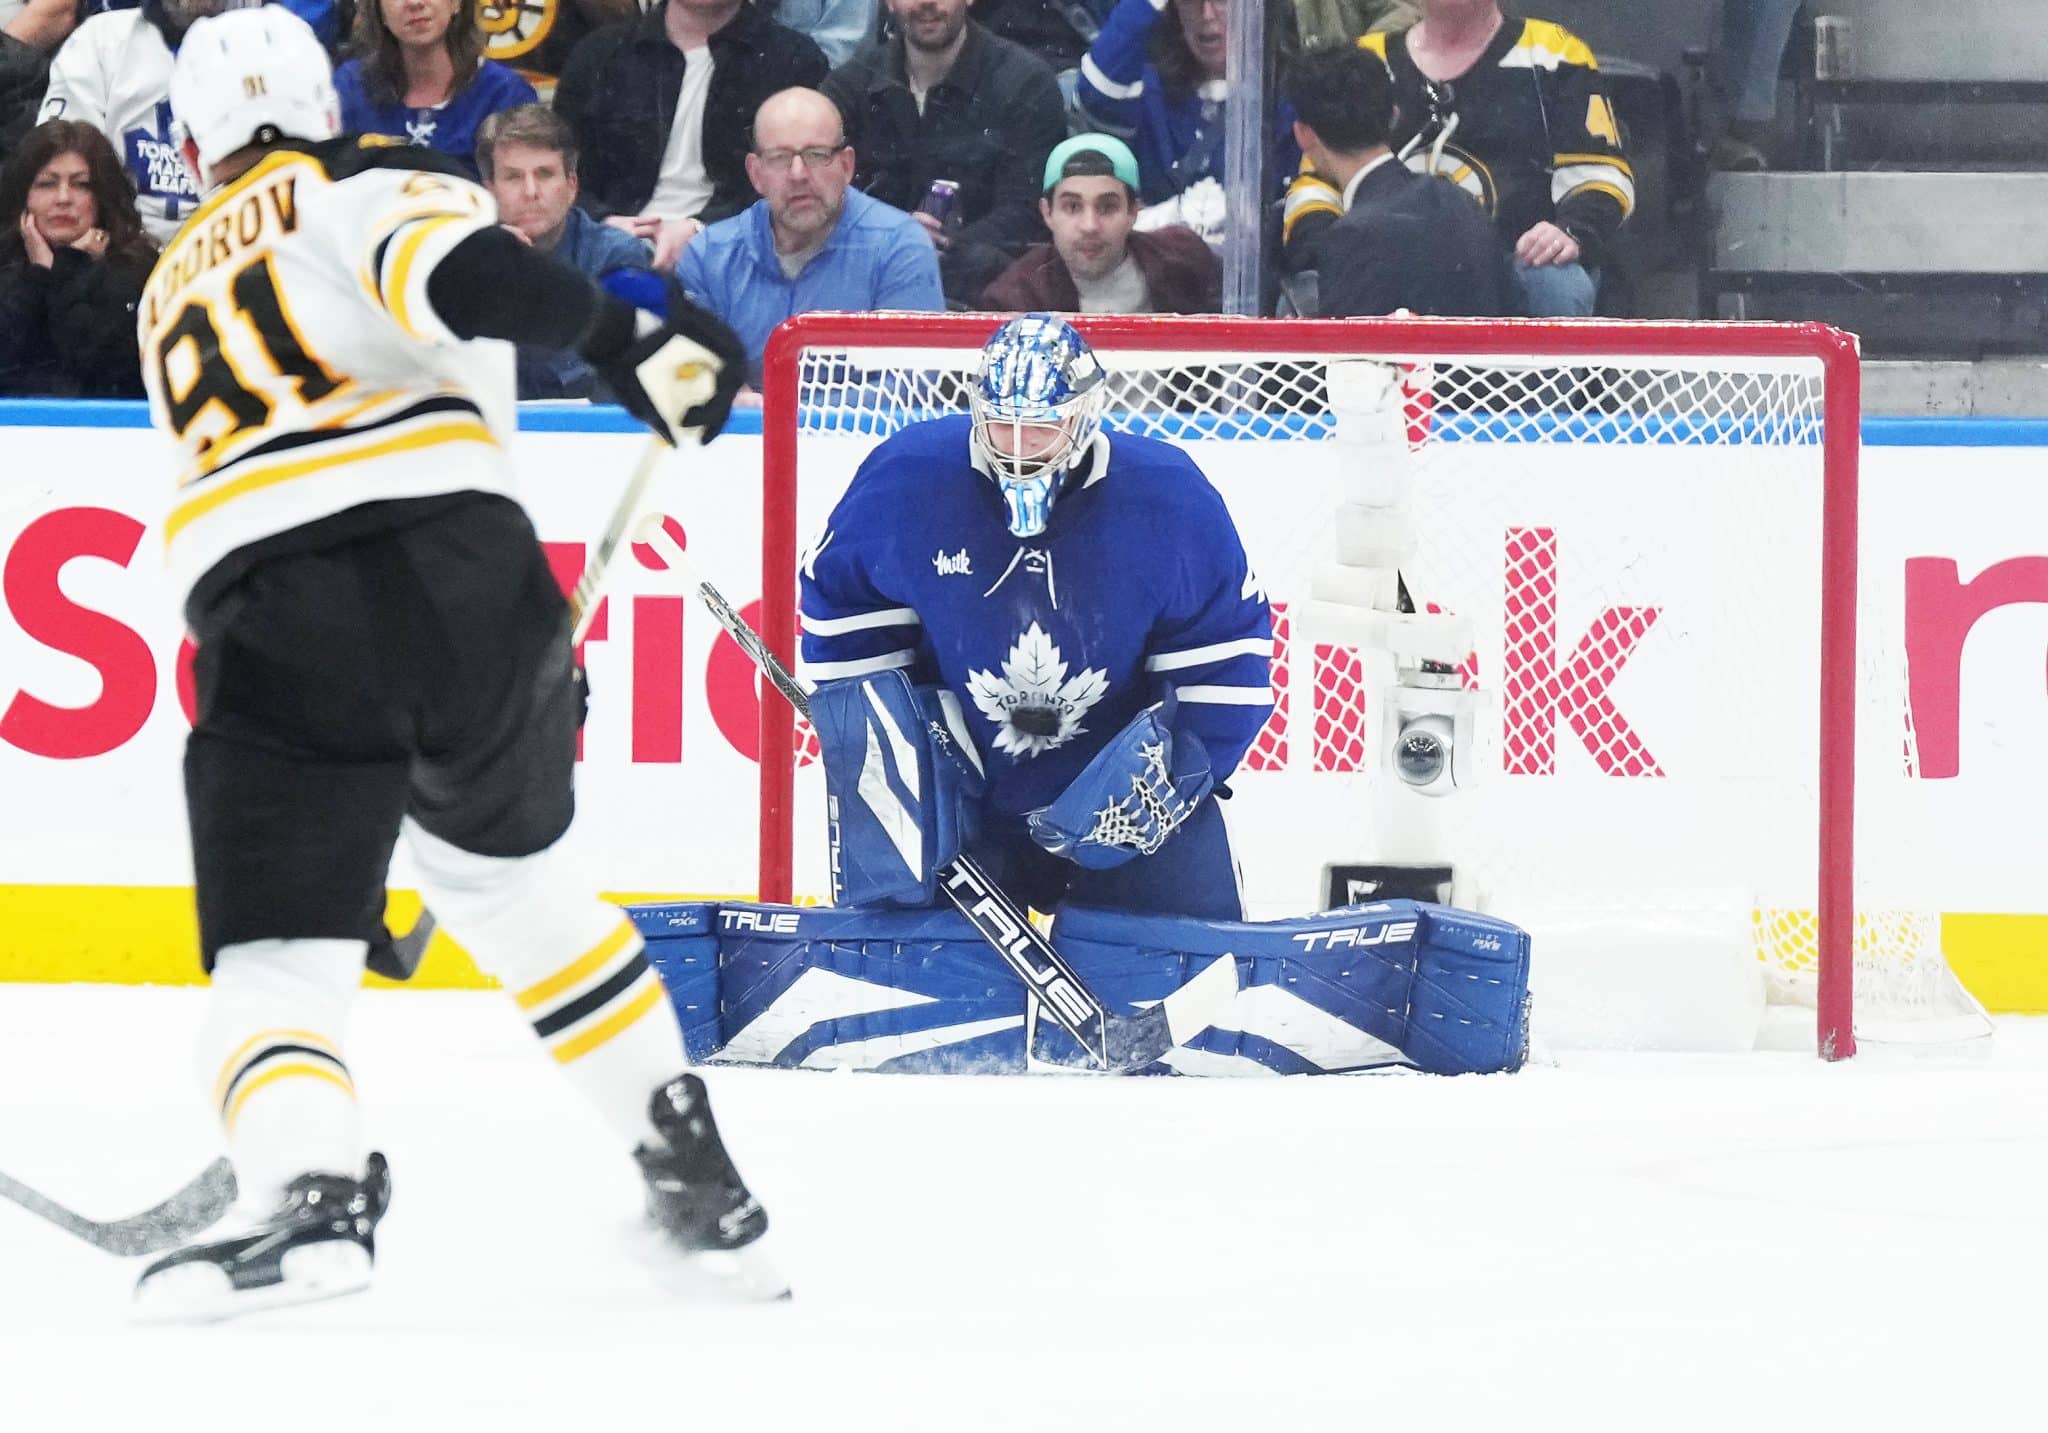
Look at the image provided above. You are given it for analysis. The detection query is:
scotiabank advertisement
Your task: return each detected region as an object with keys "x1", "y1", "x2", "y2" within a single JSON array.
[{"x1": 4, "y1": 406, "x2": 2048, "y2": 1006}]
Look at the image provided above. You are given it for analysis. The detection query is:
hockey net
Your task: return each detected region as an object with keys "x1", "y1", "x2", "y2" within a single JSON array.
[{"x1": 755, "y1": 314, "x2": 1990, "y2": 1058}]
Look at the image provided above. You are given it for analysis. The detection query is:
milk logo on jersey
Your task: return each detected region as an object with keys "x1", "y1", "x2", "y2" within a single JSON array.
[
  {"x1": 934, "y1": 547, "x2": 973, "y2": 576},
  {"x1": 125, "y1": 101, "x2": 198, "y2": 216},
  {"x1": 966, "y1": 622, "x2": 1108, "y2": 757}
]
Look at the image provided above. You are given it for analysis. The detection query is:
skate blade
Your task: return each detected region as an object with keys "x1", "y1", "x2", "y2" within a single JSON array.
[
  {"x1": 132, "y1": 1240, "x2": 373, "y2": 1324},
  {"x1": 639, "y1": 1225, "x2": 792, "y2": 1304}
]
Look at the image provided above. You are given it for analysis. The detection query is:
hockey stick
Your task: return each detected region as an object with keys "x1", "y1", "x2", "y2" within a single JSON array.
[
  {"x1": 380, "y1": 427, "x2": 706, "y2": 978},
  {"x1": 631, "y1": 515, "x2": 1241, "y2": 1072},
  {"x1": 0, "y1": 1157, "x2": 237, "y2": 1257}
]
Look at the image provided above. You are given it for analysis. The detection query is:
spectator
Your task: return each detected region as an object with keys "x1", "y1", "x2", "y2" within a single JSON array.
[
  {"x1": 1281, "y1": 0, "x2": 1631, "y2": 317},
  {"x1": 0, "y1": 34, "x2": 50, "y2": 170},
  {"x1": 475, "y1": 103, "x2": 653, "y2": 399},
  {"x1": 478, "y1": 0, "x2": 635, "y2": 86},
  {"x1": 67, "y1": 0, "x2": 343, "y2": 53},
  {"x1": 678, "y1": 87, "x2": 940, "y2": 380},
  {"x1": 3, "y1": 0, "x2": 73, "y2": 53},
  {"x1": 335, "y1": 0, "x2": 536, "y2": 178},
  {"x1": 779, "y1": 0, "x2": 877, "y2": 68},
  {"x1": 1283, "y1": 43, "x2": 1515, "y2": 317},
  {"x1": 963, "y1": 0, "x2": 1111, "y2": 75},
  {"x1": 0, "y1": 118, "x2": 153, "y2": 397},
  {"x1": 824, "y1": 0, "x2": 1066, "y2": 304},
  {"x1": 554, "y1": 0, "x2": 829, "y2": 272},
  {"x1": 1074, "y1": 0, "x2": 1301, "y2": 245},
  {"x1": 980, "y1": 131, "x2": 1219, "y2": 314},
  {"x1": 1292, "y1": 0, "x2": 1413, "y2": 49},
  {"x1": 1710, "y1": 0, "x2": 1803, "y2": 170},
  {"x1": 37, "y1": 0, "x2": 231, "y2": 245}
]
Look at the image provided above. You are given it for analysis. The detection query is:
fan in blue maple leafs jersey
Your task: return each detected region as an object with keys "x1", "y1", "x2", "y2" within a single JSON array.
[{"x1": 800, "y1": 315, "x2": 1273, "y2": 921}]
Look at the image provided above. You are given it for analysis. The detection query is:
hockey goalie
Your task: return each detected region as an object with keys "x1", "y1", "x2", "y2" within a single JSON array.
[{"x1": 757, "y1": 315, "x2": 1531, "y2": 1076}]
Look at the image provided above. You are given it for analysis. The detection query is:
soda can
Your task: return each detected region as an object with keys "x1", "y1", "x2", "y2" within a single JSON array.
[{"x1": 920, "y1": 178, "x2": 961, "y2": 228}]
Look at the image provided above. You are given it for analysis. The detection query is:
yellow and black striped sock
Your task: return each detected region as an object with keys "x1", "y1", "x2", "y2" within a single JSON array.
[
  {"x1": 509, "y1": 918, "x2": 688, "y2": 1147},
  {"x1": 214, "y1": 1028, "x2": 355, "y2": 1133}
]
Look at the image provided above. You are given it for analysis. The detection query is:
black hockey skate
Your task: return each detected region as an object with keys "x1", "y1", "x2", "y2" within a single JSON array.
[
  {"x1": 133, "y1": 1153, "x2": 390, "y2": 1322},
  {"x1": 633, "y1": 1075, "x2": 788, "y2": 1301}
]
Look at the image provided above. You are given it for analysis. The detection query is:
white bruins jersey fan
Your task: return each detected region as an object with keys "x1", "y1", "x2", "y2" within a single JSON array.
[{"x1": 140, "y1": 142, "x2": 517, "y2": 611}]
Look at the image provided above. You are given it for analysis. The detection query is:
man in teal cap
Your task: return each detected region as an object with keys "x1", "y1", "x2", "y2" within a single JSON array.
[{"x1": 979, "y1": 132, "x2": 1221, "y2": 314}]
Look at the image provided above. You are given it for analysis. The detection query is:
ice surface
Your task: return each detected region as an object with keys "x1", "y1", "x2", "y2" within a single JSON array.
[{"x1": 2, "y1": 986, "x2": 2045, "y2": 1430}]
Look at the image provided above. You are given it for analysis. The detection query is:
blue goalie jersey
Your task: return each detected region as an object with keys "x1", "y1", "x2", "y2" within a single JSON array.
[{"x1": 799, "y1": 416, "x2": 1275, "y2": 826}]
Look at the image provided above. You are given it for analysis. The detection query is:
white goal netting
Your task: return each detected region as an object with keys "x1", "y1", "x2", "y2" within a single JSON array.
[{"x1": 763, "y1": 317, "x2": 1990, "y2": 1053}]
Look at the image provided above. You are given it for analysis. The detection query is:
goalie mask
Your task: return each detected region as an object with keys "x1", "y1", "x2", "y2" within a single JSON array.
[{"x1": 970, "y1": 314, "x2": 1108, "y2": 539}]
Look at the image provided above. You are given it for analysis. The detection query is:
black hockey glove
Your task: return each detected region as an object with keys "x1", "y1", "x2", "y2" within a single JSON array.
[{"x1": 579, "y1": 270, "x2": 747, "y2": 446}]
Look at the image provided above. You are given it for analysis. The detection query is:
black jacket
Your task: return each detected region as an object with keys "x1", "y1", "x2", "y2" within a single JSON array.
[
  {"x1": 0, "y1": 35, "x2": 49, "y2": 170},
  {"x1": 555, "y1": 1, "x2": 829, "y2": 225},
  {"x1": 0, "y1": 247, "x2": 151, "y2": 398},
  {"x1": 1312, "y1": 158, "x2": 1523, "y2": 320},
  {"x1": 873, "y1": 0, "x2": 1113, "y2": 73},
  {"x1": 823, "y1": 21, "x2": 1066, "y2": 304}
]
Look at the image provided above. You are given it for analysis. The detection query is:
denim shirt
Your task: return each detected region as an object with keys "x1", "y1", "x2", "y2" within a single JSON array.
[{"x1": 516, "y1": 207, "x2": 654, "y2": 401}]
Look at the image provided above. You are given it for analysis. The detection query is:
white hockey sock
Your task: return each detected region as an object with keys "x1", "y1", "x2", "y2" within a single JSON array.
[
  {"x1": 406, "y1": 822, "x2": 685, "y2": 1151},
  {"x1": 200, "y1": 939, "x2": 366, "y2": 1208},
  {"x1": 503, "y1": 912, "x2": 688, "y2": 1150}
]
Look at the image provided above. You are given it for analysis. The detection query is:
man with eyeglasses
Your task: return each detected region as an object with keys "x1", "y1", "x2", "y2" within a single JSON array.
[{"x1": 677, "y1": 86, "x2": 942, "y2": 382}]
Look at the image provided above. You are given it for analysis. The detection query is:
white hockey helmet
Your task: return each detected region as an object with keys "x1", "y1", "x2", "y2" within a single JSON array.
[{"x1": 169, "y1": 8, "x2": 339, "y2": 180}]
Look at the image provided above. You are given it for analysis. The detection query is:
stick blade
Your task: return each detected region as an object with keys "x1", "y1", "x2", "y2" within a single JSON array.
[{"x1": 0, "y1": 1158, "x2": 238, "y2": 1257}]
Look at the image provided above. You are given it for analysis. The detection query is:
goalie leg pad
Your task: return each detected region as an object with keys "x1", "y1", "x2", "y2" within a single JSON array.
[
  {"x1": 1052, "y1": 900, "x2": 1531, "y2": 1075},
  {"x1": 814, "y1": 671, "x2": 985, "y2": 907}
]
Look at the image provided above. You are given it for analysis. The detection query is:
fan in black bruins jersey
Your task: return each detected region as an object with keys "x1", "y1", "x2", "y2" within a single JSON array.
[
  {"x1": 131, "y1": 7, "x2": 785, "y2": 1320},
  {"x1": 1282, "y1": 0, "x2": 1632, "y2": 317}
]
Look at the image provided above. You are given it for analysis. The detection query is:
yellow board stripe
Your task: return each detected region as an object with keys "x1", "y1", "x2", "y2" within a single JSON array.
[
  {"x1": 164, "y1": 418, "x2": 495, "y2": 544},
  {"x1": 223, "y1": 1062, "x2": 355, "y2": 1131},
  {"x1": 551, "y1": 979, "x2": 663, "y2": 1064},
  {"x1": 213, "y1": 1027, "x2": 343, "y2": 1106},
  {"x1": 515, "y1": 920, "x2": 638, "y2": 1012}
]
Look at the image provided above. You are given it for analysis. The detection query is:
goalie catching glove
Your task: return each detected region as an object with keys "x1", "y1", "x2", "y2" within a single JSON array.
[
  {"x1": 580, "y1": 269, "x2": 747, "y2": 446},
  {"x1": 1027, "y1": 698, "x2": 1213, "y2": 870}
]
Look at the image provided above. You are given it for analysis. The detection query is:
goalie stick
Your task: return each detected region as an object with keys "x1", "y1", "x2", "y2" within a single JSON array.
[
  {"x1": 630, "y1": 514, "x2": 1241, "y2": 1072},
  {"x1": 0, "y1": 1158, "x2": 237, "y2": 1257}
]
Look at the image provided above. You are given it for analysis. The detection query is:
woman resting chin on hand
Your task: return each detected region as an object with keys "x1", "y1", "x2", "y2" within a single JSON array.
[{"x1": 0, "y1": 119, "x2": 158, "y2": 398}]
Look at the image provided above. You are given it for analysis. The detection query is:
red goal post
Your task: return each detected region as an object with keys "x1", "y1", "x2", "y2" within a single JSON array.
[{"x1": 756, "y1": 313, "x2": 1879, "y2": 1058}]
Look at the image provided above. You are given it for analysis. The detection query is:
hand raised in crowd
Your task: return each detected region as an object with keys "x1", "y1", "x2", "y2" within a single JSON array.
[
  {"x1": 19, "y1": 211, "x2": 55, "y2": 269},
  {"x1": 1515, "y1": 221, "x2": 1580, "y2": 269},
  {"x1": 604, "y1": 213, "x2": 662, "y2": 244},
  {"x1": 649, "y1": 217, "x2": 702, "y2": 270},
  {"x1": 69, "y1": 227, "x2": 109, "y2": 260}
]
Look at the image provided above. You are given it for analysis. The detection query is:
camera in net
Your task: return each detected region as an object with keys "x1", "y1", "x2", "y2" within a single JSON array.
[{"x1": 1393, "y1": 712, "x2": 1457, "y2": 795}]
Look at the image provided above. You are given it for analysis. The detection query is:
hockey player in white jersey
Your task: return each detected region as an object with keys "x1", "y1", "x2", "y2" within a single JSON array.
[
  {"x1": 802, "y1": 315, "x2": 1274, "y2": 921},
  {"x1": 131, "y1": 9, "x2": 781, "y2": 1317}
]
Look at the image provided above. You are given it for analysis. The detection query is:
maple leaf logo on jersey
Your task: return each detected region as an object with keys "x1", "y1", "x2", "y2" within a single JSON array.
[{"x1": 966, "y1": 623, "x2": 1108, "y2": 757}]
